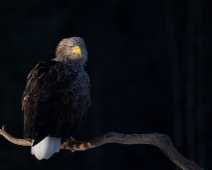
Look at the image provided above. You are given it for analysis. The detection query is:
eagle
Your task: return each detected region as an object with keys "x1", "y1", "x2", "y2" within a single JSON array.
[{"x1": 22, "y1": 37, "x2": 90, "y2": 160}]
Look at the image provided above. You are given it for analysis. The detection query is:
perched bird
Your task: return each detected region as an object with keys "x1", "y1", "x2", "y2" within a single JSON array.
[{"x1": 22, "y1": 37, "x2": 90, "y2": 160}]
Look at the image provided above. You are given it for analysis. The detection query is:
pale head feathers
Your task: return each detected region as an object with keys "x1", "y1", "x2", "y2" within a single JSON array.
[{"x1": 55, "y1": 37, "x2": 88, "y2": 64}]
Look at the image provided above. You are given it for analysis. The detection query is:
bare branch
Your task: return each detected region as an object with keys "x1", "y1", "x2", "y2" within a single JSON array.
[
  {"x1": 0, "y1": 125, "x2": 32, "y2": 146},
  {"x1": 0, "y1": 125, "x2": 203, "y2": 170}
]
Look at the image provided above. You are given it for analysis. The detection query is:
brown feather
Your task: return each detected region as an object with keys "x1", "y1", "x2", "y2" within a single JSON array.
[{"x1": 23, "y1": 51, "x2": 90, "y2": 143}]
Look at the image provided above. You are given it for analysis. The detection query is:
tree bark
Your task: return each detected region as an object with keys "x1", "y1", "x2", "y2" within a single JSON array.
[{"x1": 0, "y1": 125, "x2": 203, "y2": 170}]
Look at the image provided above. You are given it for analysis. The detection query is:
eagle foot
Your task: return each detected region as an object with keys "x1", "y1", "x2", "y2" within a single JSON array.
[
  {"x1": 62, "y1": 137, "x2": 82, "y2": 151},
  {"x1": 61, "y1": 139, "x2": 70, "y2": 150},
  {"x1": 70, "y1": 137, "x2": 80, "y2": 152}
]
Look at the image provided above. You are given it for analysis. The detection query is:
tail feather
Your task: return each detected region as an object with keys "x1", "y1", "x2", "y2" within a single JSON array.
[{"x1": 31, "y1": 136, "x2": 61, "y2": 160}]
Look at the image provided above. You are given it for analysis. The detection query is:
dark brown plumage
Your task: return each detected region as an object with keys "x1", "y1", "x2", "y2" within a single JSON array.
[{"x1": 22, "y1": 37, "x2": 90, "y2": 156}]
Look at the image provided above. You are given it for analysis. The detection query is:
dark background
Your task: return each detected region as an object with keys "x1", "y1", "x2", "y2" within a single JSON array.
[{"x1": 0, "y1": 0, "x2": 211, "y2": 169}]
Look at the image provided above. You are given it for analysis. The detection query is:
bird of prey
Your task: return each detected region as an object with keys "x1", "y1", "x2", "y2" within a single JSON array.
[{"x1": 22, "y1": 37, "x2": 90, "y2": 160}]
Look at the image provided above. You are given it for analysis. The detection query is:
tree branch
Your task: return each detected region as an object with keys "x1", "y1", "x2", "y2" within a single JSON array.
[{"x1": 0, "y1": 125, "x2": 203, "y2": 170}]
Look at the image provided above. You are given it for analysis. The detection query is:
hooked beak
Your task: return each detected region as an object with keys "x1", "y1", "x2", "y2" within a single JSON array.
[{"x1": 72, "y1": 46, "x2": 82, "y2": 56}]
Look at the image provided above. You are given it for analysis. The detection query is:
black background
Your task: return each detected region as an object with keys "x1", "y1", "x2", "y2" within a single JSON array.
[{"x1": 0, "y1": 0, "x2": 211, "y2": 169}]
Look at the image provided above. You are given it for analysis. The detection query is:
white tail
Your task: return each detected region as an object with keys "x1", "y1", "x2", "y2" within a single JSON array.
[{"x1": 31, "y1": 136, "x2": 61, "y2": 160}]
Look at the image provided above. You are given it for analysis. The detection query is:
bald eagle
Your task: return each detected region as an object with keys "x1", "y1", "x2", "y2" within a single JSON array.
[{"x1": 22, "y1": 37, "x2": 90, "y2": 160}]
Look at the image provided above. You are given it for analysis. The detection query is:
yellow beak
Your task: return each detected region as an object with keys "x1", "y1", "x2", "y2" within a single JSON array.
[{"x1": 72, "y1": 46, "x2": 82, "y2": 56}]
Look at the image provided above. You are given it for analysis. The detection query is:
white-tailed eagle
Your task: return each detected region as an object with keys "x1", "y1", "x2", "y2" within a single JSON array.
[{"x1": 22, "y1": 37, "x2": 90, "y2": 160}]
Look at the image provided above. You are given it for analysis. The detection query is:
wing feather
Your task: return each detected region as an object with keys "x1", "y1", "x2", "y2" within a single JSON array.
[
  {"x1": 45, "y1": 111, "x2": 57, "y2": 134},
  {"x1": 37, "y1": 105, "x2": 52, "y2": 125},
  {"x1": 23, "y1": 60, "x2": 90, "y2": 143}
]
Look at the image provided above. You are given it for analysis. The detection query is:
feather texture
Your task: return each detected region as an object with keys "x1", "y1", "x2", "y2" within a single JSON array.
[
  {"x1": 22, "y1": 37, "x2": 90, "y2": 160},
  {"x1": 31, "y1": 136, "x2": 61, "y2": 160},
  {"x1": 23, "y1": 60, "x2": 90, "y2": 143}
]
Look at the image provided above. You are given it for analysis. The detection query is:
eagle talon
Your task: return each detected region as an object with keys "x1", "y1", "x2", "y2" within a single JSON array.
[
  {"x1": 22, "y1": 37, "x2": 90, "y2": 160},
  {"x1": 62, "y1": 137, "x2": 79, "y2": 149},
  {"x1": 62, "y1": 139, "x2": 70, "y2": 149}
]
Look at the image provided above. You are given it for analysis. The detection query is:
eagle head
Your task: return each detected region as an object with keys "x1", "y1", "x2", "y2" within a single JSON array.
[{"x1": 55, "y1": 37, "x2": 88, "y2": 64}]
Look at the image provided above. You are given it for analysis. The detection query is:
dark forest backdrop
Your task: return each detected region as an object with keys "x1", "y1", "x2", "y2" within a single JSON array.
[{"x1": 0, "y1": 0, "x2": 212, "y2": 169}]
